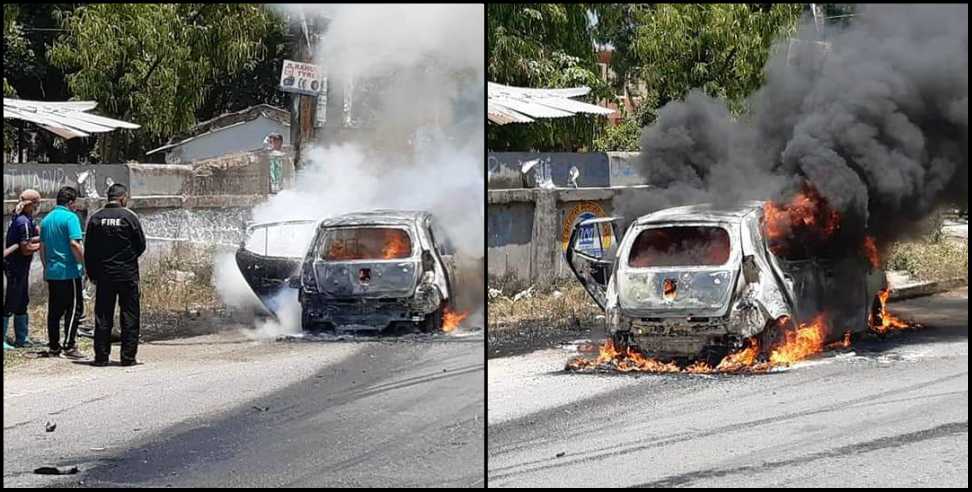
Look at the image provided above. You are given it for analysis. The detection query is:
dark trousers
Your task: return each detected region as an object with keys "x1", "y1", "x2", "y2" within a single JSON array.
[
  {"x1": 94, "y1": 279, "x2": 140, "y2": 363},
  {"x1": 3, "y1": 268, "x2": 29, "y2": 316},
  {"x1": 47, "y1": 278, "x2": 83, "y2": 353}
]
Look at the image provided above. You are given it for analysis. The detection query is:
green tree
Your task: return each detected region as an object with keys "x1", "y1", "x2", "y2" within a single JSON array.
[
  {"x1": 591, "y1": 4, "x2": 803, "y2": 150},
  {"x1": 48, "y1": 4, "x2": 284, "y2": 162},
  {"x1": 487, "y1": 4, "x2": 610, "y2": 151}
]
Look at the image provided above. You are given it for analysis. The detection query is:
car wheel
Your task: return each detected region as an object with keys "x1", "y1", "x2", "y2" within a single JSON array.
[
  {"x1": 301, "y1": 309, "x2": 319, "y2": 332},
  {"x1": 420, "y1": 306, "x2": 443, "y2": 333},
  {"x1": 611, "y1": 331, "x2": 634, "y2": 353},
  {"x1": 698, "y1": 345, "x2": 729, "y2": 367},
  {"x1": 759, "y1": 316, "x2": 793, "y2": 360},
  {"x1": 867, "y1": 294, "x2": 886, "y2": 337}
]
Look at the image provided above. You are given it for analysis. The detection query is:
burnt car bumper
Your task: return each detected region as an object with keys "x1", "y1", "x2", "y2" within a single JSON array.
[
  {"x1": 610, "y1": 299, "x2": 769, "y2": 358},
  {"x1": 300, "y1": 283, "x2": 442, "y2": 329}
]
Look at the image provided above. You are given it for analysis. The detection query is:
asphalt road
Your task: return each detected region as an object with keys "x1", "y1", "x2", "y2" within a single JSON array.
[
  {"x1": 3, "y1": 328, "x2": 484, "y2": 487},
  {"x1": 487, "y1": 287, "x2": 968, "y2": 487}
]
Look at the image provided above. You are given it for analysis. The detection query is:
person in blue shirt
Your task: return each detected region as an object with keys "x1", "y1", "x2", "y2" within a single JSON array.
[
  {"x1": 3, "y1": 189, "x2": 42, "y2": 350},
  {"x1": 39, "y1": 186, "x2": 86, "y2": 359},
  {"x1": 2, "y1": 242, "x2": 25, "y2": 350}
]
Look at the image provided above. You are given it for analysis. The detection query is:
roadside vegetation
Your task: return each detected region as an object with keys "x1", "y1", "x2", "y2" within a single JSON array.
[
  {"x1": 488, "y1": 275, "x2": 601, "y2": 335},
  {"x1": 3, "y1": 242, "x2": 224, "y2": 368},
  {"x1": 885, "y1": 213, "x2": 969, "y2": 282}
]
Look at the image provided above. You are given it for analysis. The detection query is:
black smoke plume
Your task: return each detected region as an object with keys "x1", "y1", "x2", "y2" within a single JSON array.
[{"x1": 623, "y1": 4, "x2": 968, "y2": 251}]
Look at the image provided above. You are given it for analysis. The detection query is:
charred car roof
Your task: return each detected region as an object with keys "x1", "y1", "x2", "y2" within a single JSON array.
[
  {"x1": 317, "y1": 209, "x2": 431, "y2": 228},
  {"x1": 636, "y1": 201, "x2": 764, "y2": 225}
]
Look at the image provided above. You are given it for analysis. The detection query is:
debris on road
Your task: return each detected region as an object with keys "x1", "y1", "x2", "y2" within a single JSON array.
[
  {"x1": 33, "y1": 466, "x2": 79, "y2": 475},
  {"x1": 44, "y1": 422, "x2": 56, "y2": 433},
  {"x1": 512, "y1": 286, "x2": 535, "y2": 302}
]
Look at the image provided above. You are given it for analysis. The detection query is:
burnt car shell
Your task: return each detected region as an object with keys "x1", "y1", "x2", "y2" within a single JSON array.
[
  {"x1": 237, "y1": 210, "x2": 454, "y2": 332},
  {"x1": 565, "y1": 202, "x2": 887, "y2": 360}
]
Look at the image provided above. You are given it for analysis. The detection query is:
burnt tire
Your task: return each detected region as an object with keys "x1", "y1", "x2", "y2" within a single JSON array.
[
  {"x1": 698, "y1": 345, "x2": 729, "y2": 367},
  {"x1": 759, "y1": 316, "x2": 794, "y2": 360},
  {"x1": 611, "y1": 331, "x2": 634, "y2": 353},
  {"x1": 300, "y1": 309, "x2": 321, "y2": 332},
  {"x1": 420, "y1": 306, "x2": 443, "y2": 333},
  {"x1": 868, "y1": 295, "x2": 887, "y2": 338}
]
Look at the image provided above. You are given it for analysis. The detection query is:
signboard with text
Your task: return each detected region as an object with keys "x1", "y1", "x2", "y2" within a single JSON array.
[{"x1": 279, "y1": 59, "x2": 322, "y2": 96}]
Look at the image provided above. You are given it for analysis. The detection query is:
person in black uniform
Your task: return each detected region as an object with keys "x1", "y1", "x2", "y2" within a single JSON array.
[{"x1": 83, "y1": 184, "x2": 146, "y2": 366}]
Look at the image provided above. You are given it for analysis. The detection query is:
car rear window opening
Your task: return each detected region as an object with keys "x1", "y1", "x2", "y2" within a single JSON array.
[
  {"x1": 628, "y1": 226, "x2": 731, "y2": 267},
  {"x1": 321, "y1": 227, "x2": 413, "y2": 261}
]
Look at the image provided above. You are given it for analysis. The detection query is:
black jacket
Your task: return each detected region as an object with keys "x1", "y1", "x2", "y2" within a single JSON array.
[{"x1": 84, "y1": 203, "x2": 147, "y2": 282}]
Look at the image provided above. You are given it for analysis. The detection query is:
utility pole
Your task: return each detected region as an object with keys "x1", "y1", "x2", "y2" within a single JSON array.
[{"x1": 289, "y1": 9, "x2": 320, "y2": 171}]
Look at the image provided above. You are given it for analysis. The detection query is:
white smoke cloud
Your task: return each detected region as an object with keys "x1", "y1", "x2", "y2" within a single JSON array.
[{"x1": 216, "y1": 4, "x2": 484, "y2": 331}]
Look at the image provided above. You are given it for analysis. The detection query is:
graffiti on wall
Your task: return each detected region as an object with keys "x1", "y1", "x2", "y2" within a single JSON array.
[{"x1": 3, "y1": 164, "x2": 130, "y2": 200}]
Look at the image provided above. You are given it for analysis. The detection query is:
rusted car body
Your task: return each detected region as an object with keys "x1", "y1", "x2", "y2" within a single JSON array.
[
  {"x1": 565, "y1": 202, "x2": 887, "y2": 360},
  {"x1": 237, "y1": 210, "x2": 454, "y2": 332}
]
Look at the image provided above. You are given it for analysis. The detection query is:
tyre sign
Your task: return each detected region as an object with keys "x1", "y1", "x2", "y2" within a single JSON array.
[
  {"x1": 279, "y1": 59, "x2": 322, "y2": 97},
  {"x1": 561, "y1": 201, "x2": 614, "y2": 257}
]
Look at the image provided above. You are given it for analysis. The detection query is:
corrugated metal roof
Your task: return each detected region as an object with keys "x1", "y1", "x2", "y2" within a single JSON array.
[
  {"x1": 146, "y1": 104, "x2": 290, "y2": 156},
  {"x1": 487, "y1": 82, "x2": 614, "y2": 125},
  {"x1": 3, "y1": 98, "x2": 140, "y2": 139}
]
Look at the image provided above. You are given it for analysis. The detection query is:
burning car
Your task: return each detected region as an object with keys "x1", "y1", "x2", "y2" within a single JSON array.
[
  {"x1": 565, "y1": 201, "x2": 888, "y2": 363},
  {"x1": 236, "y1": 210, "x2": 456, "y2": 332}
]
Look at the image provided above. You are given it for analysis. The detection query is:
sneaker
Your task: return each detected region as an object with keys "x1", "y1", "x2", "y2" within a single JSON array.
[
  {"x1": 120, "y1": 359, "x2": 138, "y2": 367},
  {"x1": 14, "y1": 339, "x2": 42, "y2": 349},
  {"x1": 62, "y1": 348, "x2": 85, "y2": 360},
  {"x1": 40, "y1": 350, "x2": 62, "y2": 358},
  {"x1": 91, "y1": 359, "x2": 110, "y2": 367}
]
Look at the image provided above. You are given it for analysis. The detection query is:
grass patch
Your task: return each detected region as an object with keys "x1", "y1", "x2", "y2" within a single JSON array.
[
  {"x1": 885, "y1": 211, "x2": 968, "y2": 283},
  {"x1": 488, "y1": 275, "x2": 602, "y2": 334},
  {"x1": 140, "y1": 241, "x2": 220, "y2": 315},
  {"x1": 4, "y1": 241, "x2": 223, "y2": 369}
]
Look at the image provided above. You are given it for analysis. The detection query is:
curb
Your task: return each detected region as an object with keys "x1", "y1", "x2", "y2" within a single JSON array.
[{"x1": 888, "y1": 277, "x2": 967, "y2": 301}]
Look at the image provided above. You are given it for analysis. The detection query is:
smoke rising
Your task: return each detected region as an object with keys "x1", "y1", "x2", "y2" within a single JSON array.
[
  {"x1": 624, "y1": 4, "x2": 968, "y2": 249},
  {"x1": 215, "y1": 5, "x2": 484, "y2": 334}
]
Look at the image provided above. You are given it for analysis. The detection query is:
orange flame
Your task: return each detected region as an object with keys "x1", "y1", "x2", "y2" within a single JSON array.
[
  {"x1": 442, "y1": 307, "x2": 468, "y2": 333},
  {"x1": 566, "y1": 314, "x2": 852, "y2": 374},
  {"x1": 862, "y1": 235, "x2": 880, "y2": 268},
  {"x1": 869, "y1": 288, "x2": 911, "y2": 334},
  {"x1": 763, "y1": 184, "x2": 840, "y2": 257},
  {"x1": 768, "y1": 314, "x2": 827, "y2": 366},
  {"x1": 381, "y1": 230, "x2": 411, "y2": 259},
  {"x1": 663, "y1": 279, "x2": 677, "y2": 301}
]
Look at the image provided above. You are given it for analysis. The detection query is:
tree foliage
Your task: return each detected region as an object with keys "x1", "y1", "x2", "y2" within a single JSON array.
[
  {"x1": 487, "y1": 4, "x2": 609, "y2": 151},
  {"x1": 591, "y1": 4, "x2": 804, "y2": 150},
  {"x1": 47, "y1": 4, "x2": 285, "y2": 161}
]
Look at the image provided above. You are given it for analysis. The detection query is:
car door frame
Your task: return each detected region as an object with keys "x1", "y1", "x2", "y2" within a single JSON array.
[{"x1": 564, "y1": 216, "x2": 621, "y2": 310}]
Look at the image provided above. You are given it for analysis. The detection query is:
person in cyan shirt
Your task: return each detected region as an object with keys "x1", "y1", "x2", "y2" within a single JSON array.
[{"x1": 39, "y1": 186, "x2": 86, "y2": 359}]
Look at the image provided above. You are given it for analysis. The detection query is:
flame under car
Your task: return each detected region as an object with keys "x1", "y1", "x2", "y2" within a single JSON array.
[
  {"x1": 236, "y1": 210, "x2": 455, "y2": 332},
  {"x1": 565, "y1": 202, "x2": 888, "y2": 362}
]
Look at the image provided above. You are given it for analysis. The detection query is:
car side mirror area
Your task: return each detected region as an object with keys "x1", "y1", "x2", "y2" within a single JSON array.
[{"x1": 742, "y1": 255, "x2": 759, "y2": 284}]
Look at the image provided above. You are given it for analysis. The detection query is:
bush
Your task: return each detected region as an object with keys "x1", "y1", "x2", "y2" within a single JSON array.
[{"x1": 885, "y1": 236, "x2": 968, "y2": 282}]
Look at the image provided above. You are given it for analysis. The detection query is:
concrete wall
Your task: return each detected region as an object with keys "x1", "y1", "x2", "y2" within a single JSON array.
[
  {"x1": 607, "y1": 152, "x2": 644, "y2": 187},
  {"x1": 128, "y1": 164, "x2": 192, "y2": 196},
  {"x1": 5, "y1": 150, "x2": 295, "y2": 208},
  {"x1": 3, "y1": 149, "x2": 296, "y2": 291},
  {"x1": 487, "y1": 151, "x2": 647, "y2": 190},
  {"x1": 164, "y1": 116, "x2": 290, "y2": 164},
  {"x1": 488, "y1": 186, "x2": 652, "y2": 284},
  {"x1": 3, "y1": 164, "x2": 131, "y2": 199}
]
